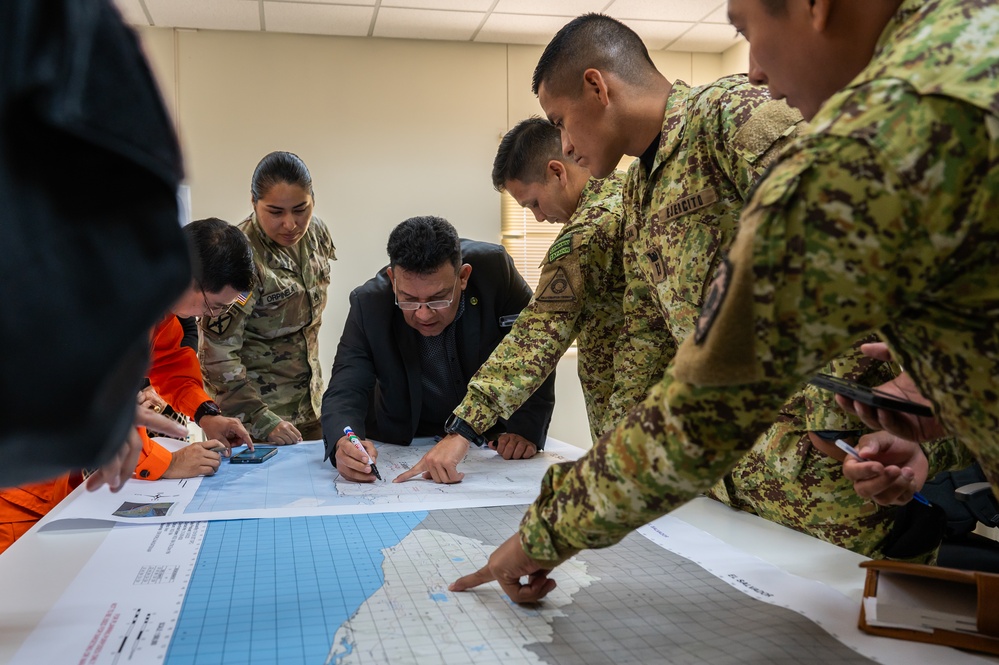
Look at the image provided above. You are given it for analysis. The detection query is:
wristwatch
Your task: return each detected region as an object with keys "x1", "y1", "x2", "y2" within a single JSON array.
[
  {"x1": 444, "y1": 414, "x2": 488, "y2": 447},
  {"x1": 193, "y1": 400, "x2": 222, "y2": 426}
]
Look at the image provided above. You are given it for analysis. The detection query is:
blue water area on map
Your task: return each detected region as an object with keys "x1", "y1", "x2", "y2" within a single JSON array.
[
  {"x1": 165, "y1": 512, "x2": 427, "y2": 665},
  {"x1": 185, "y1": 444, "x2": 332, "y2": 514}
]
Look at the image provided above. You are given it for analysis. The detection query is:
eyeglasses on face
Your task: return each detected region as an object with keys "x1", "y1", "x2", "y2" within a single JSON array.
[
  {"x1": 394, "y1": 276, "x2": 459, "y2": 311},
  {"x1": 201, "y1": 288, "x2": 235, "y2": 319}
]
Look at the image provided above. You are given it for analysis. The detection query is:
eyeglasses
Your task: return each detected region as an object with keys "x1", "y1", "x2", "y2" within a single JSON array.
[
  {"x1": 394, "y1": 276, "x2": 459, "y2": 311},
  {"x1": 202, "y1": 288, "x2": 235, "y2": 319}
]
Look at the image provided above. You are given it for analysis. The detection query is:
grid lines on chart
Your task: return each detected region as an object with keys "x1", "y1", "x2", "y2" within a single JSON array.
[{"x1": 165, "y1": 512, "x2": 427, "y2": 665}]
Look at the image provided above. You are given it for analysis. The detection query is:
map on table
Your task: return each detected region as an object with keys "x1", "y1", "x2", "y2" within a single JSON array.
[
  {"x1": 45, "y1": 439, "x2": 582, "y2": 526},
  {"x1": 14, "y1": 505, "x2": 919, "y2": 665}
]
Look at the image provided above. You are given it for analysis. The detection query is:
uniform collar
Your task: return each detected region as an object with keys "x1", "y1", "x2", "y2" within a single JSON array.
[
  {"x1": 872, "y1": 0, "x2": 923, "y2": 61},
  {"x1": 654, "y1": 80, "x2": 692, "y2": 173},
  {"x1": 571, "y1": 172, "x2": 623, "y2": 224}
]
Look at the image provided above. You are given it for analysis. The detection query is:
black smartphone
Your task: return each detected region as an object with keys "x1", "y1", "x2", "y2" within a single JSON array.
[
  {"x1": 808, "y1": 373, "x2": 934, "y2": 418},
  {"x1": 229, "y1": 446, "x2": 278, "y2": 464}
]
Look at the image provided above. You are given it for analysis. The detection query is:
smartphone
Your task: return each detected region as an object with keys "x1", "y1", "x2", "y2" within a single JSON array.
[
  {"x1": 229, "y1": 446, "x2": 278, "y2": 464},
  {"x1": 808, "y1": 373, "x2": 934, "y2": 418}
]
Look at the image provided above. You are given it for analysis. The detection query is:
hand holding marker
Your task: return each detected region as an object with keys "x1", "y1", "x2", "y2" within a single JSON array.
[
  {"x1": 344, "y1": 426, "x2": 381, "y2": 480},
  {"x1": 835, "y1": 439, "x2": 931, "y2": 506}
]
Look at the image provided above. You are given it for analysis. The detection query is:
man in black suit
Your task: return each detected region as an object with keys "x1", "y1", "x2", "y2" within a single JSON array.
[{"x1": 321, "y1": 216, "x2": 556, "y2": 484}]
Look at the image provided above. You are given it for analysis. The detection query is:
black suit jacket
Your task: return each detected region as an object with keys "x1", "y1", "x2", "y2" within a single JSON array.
[{"x1": 321, "y1": 240, "x2": 555, "y2": 460}]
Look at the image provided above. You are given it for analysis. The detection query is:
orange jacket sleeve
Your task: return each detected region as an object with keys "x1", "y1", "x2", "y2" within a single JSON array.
[
  {"x1": 0, "y1": 473, "x2": 79, "y2": 554},
  {"x1": 133, "y1": 428, "x2": 173, "y2": 480},
  {"x1": 147, "y1": 315, "x2": 212, "y2": 418}
]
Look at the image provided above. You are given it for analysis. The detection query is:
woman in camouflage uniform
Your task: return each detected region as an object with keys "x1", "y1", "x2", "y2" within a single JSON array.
[{"x1": 201, "y1": 152, "x2": 337, "y2": 444}]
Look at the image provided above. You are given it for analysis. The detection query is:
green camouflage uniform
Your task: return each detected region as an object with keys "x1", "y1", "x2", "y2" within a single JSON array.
[
  {"x1": 518, "y1": 0, "x2": 999, "y2": 566},
  {"x1": 609, "y1": 76, "x2": 906, "y2": 557},
  {"x1": 453, "y1": 174, "x2": 627, "y2": 444},
  {"x1": 200, "y1": 213, "x2": 336, "y2": 439}
]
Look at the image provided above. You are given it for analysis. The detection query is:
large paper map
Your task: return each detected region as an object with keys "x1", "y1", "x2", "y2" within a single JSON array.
[{"x1": 15, "y1": 505, "x2": 987, "y2": 665}]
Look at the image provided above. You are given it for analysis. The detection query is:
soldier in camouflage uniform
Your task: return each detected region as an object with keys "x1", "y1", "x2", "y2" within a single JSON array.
[
  {"x1": 443, "y1": 118, "x2": 628, "y2": 452},
  {"x1": 201, "y1": 152, "x2": 336, "y2": 444},
  {"x1": 532, "y1": 13, "x2": 936, "y2": 559},
  {"x1": 451, "y1": 0, "x2": 998, "y2": 602}
]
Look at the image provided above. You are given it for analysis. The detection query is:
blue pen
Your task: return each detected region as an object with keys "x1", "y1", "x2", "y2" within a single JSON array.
[
  {"x1": 344, "y1": 426, "x2": 381, "y2": 480},
  {"x1": 835, "y1": 439, "x2": 932, "y2": 507}
]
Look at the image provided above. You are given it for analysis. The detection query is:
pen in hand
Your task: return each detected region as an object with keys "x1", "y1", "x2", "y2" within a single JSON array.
[
  {"x1": 835, "y1": 439, "x2": 931, "y2": 507},
  {"x1": 344, "y1": 426, "x2": 382, "y2": 480}
]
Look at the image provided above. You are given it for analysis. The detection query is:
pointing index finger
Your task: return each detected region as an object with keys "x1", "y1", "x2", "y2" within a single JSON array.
[
  {"x1": 393, "y1": 462, "x2": 425, "y2": 483},
  {"x1": 449, "y1": 565, "x2": 496, "y2": 592}
]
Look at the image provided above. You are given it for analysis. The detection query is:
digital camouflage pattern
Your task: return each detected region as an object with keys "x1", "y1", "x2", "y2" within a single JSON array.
[
  {"x1": 200, "y1": 214, "x2": 336, "y2": 439},
  {"x1": 454, "y1": 173, "x2": 627, "y2": 443},
  {"x1": 604, "y1": 75, "x2": 911, "y2": 557},
  {"x1": 519, "y1": 0, "x2": 999, "y2": 565}
]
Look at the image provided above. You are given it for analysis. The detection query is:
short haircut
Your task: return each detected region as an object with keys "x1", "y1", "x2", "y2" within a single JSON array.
[
  {"x1": 492, "y1": 117, "x2": 564, "y2": 192},
  {"x1": 386, "y1": 216, "x2": 461, "y2": 275},
  {"x1": 533, "y1": 13, "x2": 658, "y2": 97},
  {"x1": 184, "y1": 217, "x2": 255, "y2": 294},
  {"x1": 250, "y1": 151, "x2": 313, "y2": 202}
]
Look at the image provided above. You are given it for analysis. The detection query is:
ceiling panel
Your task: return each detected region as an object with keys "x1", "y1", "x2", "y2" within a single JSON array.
[
  {"x1": 114, "y1": 0, "x2": 742, "y2": 53},
  {"x1": 373, "y1": 7, "x2": 485, "y2": 41},
  {"x1": 114, "y1": 0, "x2": 151, "y2": 25},
  {"x1": 702, "y1": 4, "x2": 731, "y2": 24},
  {"x1": 264, "y1": 0, "x2": 376, "y2": 4},
  {"x1": 265, "y1": 2, "x2": 374, "y2": 37},
  {"x1": 607, "y1": 0, "x2": 722, "y2": 22},
  {"x1": 619, "y1": 19, "x2": 694, "y2": 51},
  {"x1": 383, "y1": 0, "x2": 495, "y2": 10},
  {"x1": 144, "y1": 0, "x2": 261, "y2": 31},
  {"x1": 493, "y1": 0, "x2": 607, "y2": 15},
  {"x1": 668, "y1": 22, "x2": 740, "y2": 53},
  {"x1": 476, "y1": 14, "x2": 575, "y2": 45}
]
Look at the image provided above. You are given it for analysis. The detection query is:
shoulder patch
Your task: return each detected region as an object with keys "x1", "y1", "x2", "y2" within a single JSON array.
[
  {"x1": 733, "y1": 99, "x2": 802, "y2": 163},
  {"x1": 548, "y1": 234, "x2": 573, "y2": 263},
  {"x1": 694, "y1": 257, "x2": 731, "y2": 345},
  {"x1": 203, "y1": 312, "x2": 235, "y2": 338},
  {"x1": 536, "y1": 266, "x2": 577, "y2": 303},
  {"x1": 548, "y1": 233, "x2": 572, "y2": 263}
]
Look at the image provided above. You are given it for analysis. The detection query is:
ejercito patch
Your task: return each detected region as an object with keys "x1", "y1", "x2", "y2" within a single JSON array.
[
  {"x1": 694, "y1": 257, "x2": 731, "y2": 345},
  {"x1": 536, "y1": 266, "x2": 577, "y2": 302},
  {"x1": 660, "y1": 188, "x2": 719, "y2": 222}
]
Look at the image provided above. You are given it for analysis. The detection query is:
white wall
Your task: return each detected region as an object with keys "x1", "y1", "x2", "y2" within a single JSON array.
[{"x1": 135, "y1": 27, "x2": 734, "y2": 450}]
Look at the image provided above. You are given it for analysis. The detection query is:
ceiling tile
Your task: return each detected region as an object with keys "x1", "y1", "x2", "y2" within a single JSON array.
[
  {"x1": 264, "y1": 3, "x2": 373, "y2": 37},
  {"x1": 619, "y1": 19, "x2": 693, "y2": 51},
  {"x1": 265, "y1": 0, "x2": 376, "y2": 4},
  {"x1": 702, "y1": 4, "x2": 731, "y2": 24},
  {"x1": 373, "y1": 8, "x2": 484, "y2": 41},
  {"x1": 113, "y1": 0, "x2": 151, "y2": 26},
  {"x1": 144, "y1": 0, "x2": 261, "y2": 31},
  {"x1": 667, "y1": 22, "x2": 740, "y2": 53},
  {"x1": 493, "y1": 0, "x2": 606, "y2": 15},
  {"x1": 607, "y1": 0, "x2": 722, "y2": 22},
  {"x1": 476, "y1": 14, "x2": 573, "y2": 46},
  {"x1": 383, "y1": 0, "x2": 494, "y2": 10}
]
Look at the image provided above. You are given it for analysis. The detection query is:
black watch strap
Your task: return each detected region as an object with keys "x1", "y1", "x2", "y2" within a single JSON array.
[
  {"x1": 445, "y1": 414, "x2": 488, "y2": 447},
  {"x1": 194, "y1": 400, "x2": 222, "y2": 426}
]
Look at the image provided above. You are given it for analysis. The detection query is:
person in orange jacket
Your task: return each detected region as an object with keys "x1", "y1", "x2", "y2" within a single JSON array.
[
  {"x1": 0, "y1": 218, "x2": 256, "y2": 554},
  {"x1": 136, "y1": 217, "x2": 256, "y2": 480}
]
